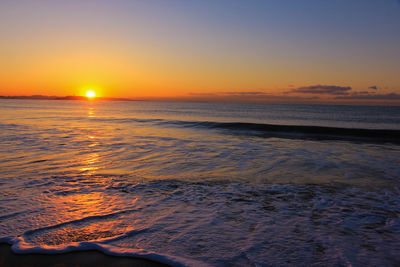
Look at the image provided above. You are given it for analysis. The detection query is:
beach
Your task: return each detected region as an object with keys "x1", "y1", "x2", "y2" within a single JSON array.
[{"x1": 0, "y1": 244, "x2": 169, "y2": 267}]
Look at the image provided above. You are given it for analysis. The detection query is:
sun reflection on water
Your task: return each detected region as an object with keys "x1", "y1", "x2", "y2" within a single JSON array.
[
  {"x1": 79, "y1": 131, "x2": 101, "y2": 173},
  {"x1": 33, "y1": 189, "x2": 138, "y2": 245},
  {"x1": 88, "y1": 107, "x2": 95, "y2": 118},
  {"x1": 79, "y1": 153, "x2": 100, "y2": 173}
]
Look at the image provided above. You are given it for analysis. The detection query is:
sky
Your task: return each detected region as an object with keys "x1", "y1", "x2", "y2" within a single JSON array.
[{"x1": 1, "y1": 0, "x2": 400, "y2": 104}]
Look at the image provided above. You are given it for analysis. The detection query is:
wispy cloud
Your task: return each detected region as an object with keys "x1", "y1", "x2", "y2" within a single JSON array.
[
  {"x1": 184, "y1": 86, "x2": 399, "y2": 103},
  {"x1": 189, "y1": 91, "x2": 271, "y2": 97},
  {"x1": 336, "y1": 93, "x2": 400, "y2": 100},
  {"x1": 354, "y1": 91, "x2": 374, "y2": 95},
  {"x1": 288, "y1": 85, "x2": 352, "y2": 95},
  {"x1": 221, "y1": 91, "x2": 270, "y2": 97},
  {"x1": 184, "y1": 91, "x2": 321, "y2": 103}
]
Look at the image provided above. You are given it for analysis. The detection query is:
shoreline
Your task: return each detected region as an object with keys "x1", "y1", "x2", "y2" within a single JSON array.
[{"x1": 0, "y1": 244, "x2": 170, "y2": 267}]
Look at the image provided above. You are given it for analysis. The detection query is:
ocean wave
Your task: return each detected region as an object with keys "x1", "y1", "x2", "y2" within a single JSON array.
[
  {"x1": 9, "y1": 114, "x2": 399, "y2": 143},
  {"x1": 159, "y1": 120, "x2": 400, "y2": 143},
  {"x1": 80, "y1": 117, "x2": 400, "y2": 143}
]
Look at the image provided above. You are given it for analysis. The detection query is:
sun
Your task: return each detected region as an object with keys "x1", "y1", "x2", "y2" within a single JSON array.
[{"x1": 86, "y1": 90, "x2": 96, "y2": 98}]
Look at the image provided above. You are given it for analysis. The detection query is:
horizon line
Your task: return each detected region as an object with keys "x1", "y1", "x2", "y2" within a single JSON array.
[{"x1": 1, "y1": 94, "x2": 400, "y2": 107}]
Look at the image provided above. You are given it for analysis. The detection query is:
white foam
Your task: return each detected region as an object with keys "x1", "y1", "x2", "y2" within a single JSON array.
[{"x1": 2, "y1": 234, "x2": 208, "y2": 267}]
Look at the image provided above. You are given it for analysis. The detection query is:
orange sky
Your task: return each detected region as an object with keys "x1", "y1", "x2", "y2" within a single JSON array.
[{"x1": 1, "y1": 1, "x2": 399, "y2": 104}]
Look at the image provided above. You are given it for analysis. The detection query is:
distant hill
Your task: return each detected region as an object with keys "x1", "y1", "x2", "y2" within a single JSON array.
[{"x1": 0, "y1": 95, "x2": 136, "y2": 101}]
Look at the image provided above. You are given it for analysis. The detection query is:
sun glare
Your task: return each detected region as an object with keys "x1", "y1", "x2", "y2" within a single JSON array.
[{"x1": 86, "y1": 90, "x2": 96, "y2": 98}]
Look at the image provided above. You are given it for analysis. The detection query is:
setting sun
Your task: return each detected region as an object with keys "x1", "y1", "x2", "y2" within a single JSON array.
[{"x1": 86, "y1": 90, "x2": 96, "y2": 98}]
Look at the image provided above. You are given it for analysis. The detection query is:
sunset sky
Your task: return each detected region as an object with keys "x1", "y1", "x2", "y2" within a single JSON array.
[{"x1": 1, "y1": 0, "x2": 400, "y2": 103}]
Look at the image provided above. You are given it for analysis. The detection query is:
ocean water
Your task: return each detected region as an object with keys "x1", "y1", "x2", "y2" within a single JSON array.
[{"x1": 0, "y1": 99, "x2": 400, "y2": 266}]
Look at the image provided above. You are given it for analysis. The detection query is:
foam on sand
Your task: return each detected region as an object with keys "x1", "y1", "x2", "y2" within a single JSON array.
[
  {"x1": 1, "y1": 235, "x2": 206, "y2": 267},
  {"x1": 0, "y1": 242, "x2": 168, "y2": 267}
]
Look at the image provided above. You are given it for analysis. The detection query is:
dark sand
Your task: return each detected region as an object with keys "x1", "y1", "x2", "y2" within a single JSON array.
[{"x1": 0, "y1": 244, "x2": 170, "y2": 267}]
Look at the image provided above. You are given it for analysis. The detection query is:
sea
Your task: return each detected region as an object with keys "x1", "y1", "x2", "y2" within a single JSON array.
[{"x1": 0, "y1": 99, "x2": 399, "y2": 266}]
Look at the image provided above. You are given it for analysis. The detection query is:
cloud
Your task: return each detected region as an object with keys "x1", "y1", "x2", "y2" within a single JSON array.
[
  {"x1": 288, "y1": 85, "x2": 352, "y2": 95},
  {"x1": 189, "y1": 92, "x2": 218, "y2": 96},
  {"x1": 221, "y1": 91, "x2": 270, "y2": 97},
  {"x1": 183, "y1": 87, "x2": 399, "y2": 103},
  {"x1": 189, "y1": 91, "x2": 272, "y2": 97},
  {"x1": 182, "y1": 91, "x2": 322, "y2": 103},
  {"x1": 335, "y1": 93, "x2": 400, "y2": 100},
  {"x1": 348, "y1": 91, "x2": 377, "y2": 96},
  {"x1": 189, "y1": 91, "x2": 273, "y2": 98}
]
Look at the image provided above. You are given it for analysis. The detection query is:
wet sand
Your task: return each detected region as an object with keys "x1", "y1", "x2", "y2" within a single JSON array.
[{"x1": 0, "y1": 244, "x2": 170, "y2": 267}]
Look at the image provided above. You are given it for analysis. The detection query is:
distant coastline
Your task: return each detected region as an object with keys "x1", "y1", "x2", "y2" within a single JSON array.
[{"x1": 0, "y1": 95, "x2": 136, "y2": 101}]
